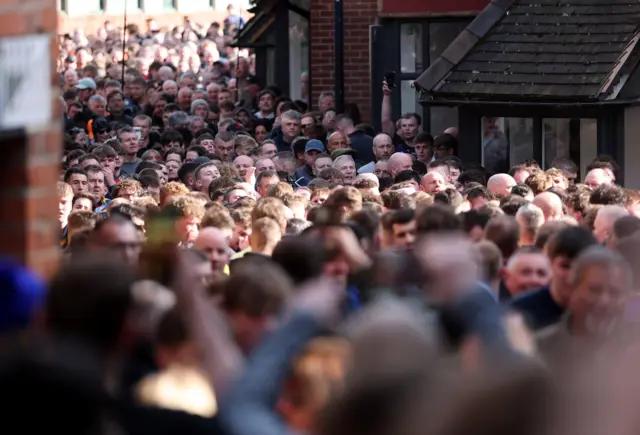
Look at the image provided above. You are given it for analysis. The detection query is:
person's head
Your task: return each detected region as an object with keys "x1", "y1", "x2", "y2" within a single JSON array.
[
  {"x1": 415, "y1": 204, "x2": 462, "y2": 236},
  {"x1": 214, "y1": 131, "x2": 235, "y2": 162},
  {"x1": 313, "y1": 153, "x2": 333, "y2": 176},
  {"x1": 281, "y1": 110, "x2": 302, "y2": 141},
  {"x1": 72, "y1": 192, "x2": 95, "y2": 212},
  {"x1": 46, "y1": 254, "x2": 136, "y2": 355},
  {"x1": 383, "y1": 209, "x2": 416, "y2": 250},
  {"x1": 166, "y1": 195, "x2": 206, "y2": 244},
  {"x1": 589, "y1": 184, "x2": 627, "y2": 207},
  {"x1": 194, "y1": 162, "x2": 221, "y2": 196},
  {"x1": 221, "y1": 260, "x2": 292, "y2": 353},
  {"x1": 250, "y1": 217, "x2": 282, "y2": 255},
  {"x1": 256, "y1": 170, "x2": 280, "y2": 198},
  {"x1": 484, "y1": 215, "x2": 520, "y2": 263},
  {"x1": 332, "y1": 155, "x2": 356, "y2": 185},
  {"x1": 413, "y1": 132, "x2": 434, "y2": 162},
  {"x1": 584, "y1": 168, "x2": 612, "y2": 190},
  {"x1": 515, "y1": 203, "x2": 545, "y2": 247},
  {"x1": 420, "y1": 171, "x2": 445, "y2": 195},
  {"x1": 259, "y1": 141, "x2": 278, "y2": 159},
  {"x1": 551, "y1": 157, "x2": 578, "y2": 184},
  {"x1": 462, "y1": 208, "x2": 492, "y2": 242},
  {"x1": 113, "y1": 179, "x2": 143, "y2": 201},
  {"x1": 397, "y1": 113, "x2": 421, "y2": 141},
  {"x1": 546, "y1": 226, "x2": 598, "y2": 305},
  {"x1": 427, "y1": 160, "x2": 451, "y2": 182},
  {"x1": 569, "y1": 246, "x2": 631, "y2": 338},
  {"x1": 193, "y1": 227, "x2": 231, "y2": 274},
  {"x1": 117, "y1": 126, "x2": 140, "y2": 156},
  {"x1": 64, "y1": 168, "x2": 88, "y2": 195},
  {"x1": 277, "y1": 337, "x2": 351, "y2": 432},
  {"x1": 532, "y1": 191, "x2": 564, "y2": 222},
  {"x1": 432, "y1": 133, "x2": 456, "y2": 159},
  {"x1": 487, "y1": 173, "x2": 517, "y2": 198},
  {"x1": 89, "y1": 215, "x2": 142, "y2": 266},
  {"x1": 84, "y1": 165, "x2": 107, "y2": 201},
  {"x1": 388, "y1": 153, "x2": 413, "y2": 177},
  {"x1": 475, "y1": 240, "x2": 503, "y2": 293},
  {"x1": 255, "y1": 157, "x2": 276, "y2": 176},
  {"x1": 503, "y1": 246, "x2": 551, "y2": 297},
  {"x1": 57, "y1": 182, "x2": 74, "y2": 226},
  {"x1": 509, "y1": 164, "x2": 531, "y2": 185},
  {"x1": 593, "y1": 205, "x2": 629, "y2": 246}
]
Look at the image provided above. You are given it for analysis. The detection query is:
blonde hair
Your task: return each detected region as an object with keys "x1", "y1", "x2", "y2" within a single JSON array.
[
  {"x1": 57, "y1": 181, "x2": 73, "y2": 199},
  {"x1": 165, "y1": 195, "x2": 206, "y2": 219},
  {"x1": 160, "y1": 181, "x2": 190, "y2": 206}
]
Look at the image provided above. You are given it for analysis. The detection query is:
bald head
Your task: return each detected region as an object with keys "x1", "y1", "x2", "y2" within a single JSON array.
[
  {"x1": 584, "y1": 168, "x2": 613, "y2": 190},
  {"x1": 487, "y1": 173, "x2": 516, "y2": 198},
  {"x1": 532, "y1": 192, "x2": 564, "y2": 222},
  {"x1": 593, "y1": 205, "x2": 629, "y2": 245},
  {"x1": 388, "y1": 152, "x2": 413, "y2": 176},
  {"x1": 194, "y1": 227, "x2": 231, "y2": 273}
]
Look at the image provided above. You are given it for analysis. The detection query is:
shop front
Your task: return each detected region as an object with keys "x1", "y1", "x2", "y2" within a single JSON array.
[{"x1": 415, "y1": 0, "x2": 640, "y2": 186}]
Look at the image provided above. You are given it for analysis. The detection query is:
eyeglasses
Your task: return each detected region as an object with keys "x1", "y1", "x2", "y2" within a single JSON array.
[{"x1": 302, "y1": 123, "x2": 314, "y2": 129}]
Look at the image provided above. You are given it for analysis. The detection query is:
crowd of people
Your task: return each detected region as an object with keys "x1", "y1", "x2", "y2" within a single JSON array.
[{"x1": 5, "y1": 11, "x2": 640, "y2": 435}]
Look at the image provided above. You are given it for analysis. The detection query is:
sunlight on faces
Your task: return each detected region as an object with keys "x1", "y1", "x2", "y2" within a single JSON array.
[
  {"x1": 255, "y1": 158, "x2": 276, "y2": 175},
  {"x1": 313, "y1": 157, "x2": 332, "y2": 175},
  {"x1": 197, "y1": 166, "x2": 221, "y2": 193},
  {"x1": 176, "y1": 216, "x2": 201, "y2": 244},
  {"x1": 234, "y1": 156, "x2": 254, "y2": 178},
  {"x1": 73, "y1": 197, "x2": 93, "y2": 211}
]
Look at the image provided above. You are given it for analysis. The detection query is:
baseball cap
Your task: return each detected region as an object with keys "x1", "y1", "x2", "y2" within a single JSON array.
[
  {"x1": 0, "y1": 259, "x2": 46, "y2": 333},
  {"x1": 75, "y1": 78, "x2": 97, "y2": 90},
  {"x1": 330, "y1": 148, "x2": 357, "y2": 160},
  {"x1": 304, "y1": 139, "x2": 325, "y2": 154}
]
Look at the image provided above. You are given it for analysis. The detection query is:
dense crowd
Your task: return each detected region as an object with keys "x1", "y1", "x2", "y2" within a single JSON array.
[{"x1": 4, "y1": 11, "x2": 640, "y2": 435}]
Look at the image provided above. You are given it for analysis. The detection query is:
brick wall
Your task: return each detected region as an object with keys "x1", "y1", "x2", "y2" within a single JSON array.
[
  {"x1": 0, "y1": 0, "x2": 62, "y2": 278},
  {"x1": 310, "y1": 0, "x2": 377, "y2": 123}
]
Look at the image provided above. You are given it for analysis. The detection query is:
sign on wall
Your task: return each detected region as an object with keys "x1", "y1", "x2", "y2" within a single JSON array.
[{"x1": 0, "y1": 35, "x2": 52, "y2": 131}]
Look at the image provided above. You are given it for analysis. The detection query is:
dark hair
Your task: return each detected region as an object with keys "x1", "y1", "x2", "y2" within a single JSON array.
[
  {"x1": 511, "y1": 184, "x2": 533, "y2": 198},
  {"x1": 416, "y1": 204, "x2": 462, "y2": 235},
  {"x1": 547, "y1": 226, "x2": 598, "y2": 260},
  {"x1": 461, "y1": 209, "x2": 492, "y2": 233},
  {"x1": 500, "y1": 195, "x2": 528, "y2": 216},
  {"x1": 63, "y1": 167, "x2": 87, "y2": 183},
  {"x1": 161, "y1": 129, "x2": 184, "y2": 146},
  {"x1": 589, "y1": 185, "x2": 628, "y2": 206},
  {"x1": 393, "y1": 170, "x2": 420, "y2": 185}
]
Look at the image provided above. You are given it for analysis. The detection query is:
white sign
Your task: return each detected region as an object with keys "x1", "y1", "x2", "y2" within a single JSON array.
[{"x1": 0, "y1": 34, "x2": 52, "y2": 130}]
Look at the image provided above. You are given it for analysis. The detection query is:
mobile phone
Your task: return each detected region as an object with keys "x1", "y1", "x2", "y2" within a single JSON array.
[
  {"x1": 385, "y1": 71, "x2": 396, "y2": 88},
  {"x1": 133, "y1": 126, "x2": 142, "y2": 140}
]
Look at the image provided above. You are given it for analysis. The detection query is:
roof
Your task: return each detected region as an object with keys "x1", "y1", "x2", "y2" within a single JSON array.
[
  {"x1": 415, "y1": 0, "x2": 640, "y2": 104},
  {"x1": 232, "y1": 0, "x2": 276, "y2": 48}
]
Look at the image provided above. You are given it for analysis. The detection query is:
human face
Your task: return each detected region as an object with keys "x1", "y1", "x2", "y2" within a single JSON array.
[
  {"x1": 414, "y1": 142, "x2": 432, "y2": 162},
  {"x1": 133, "y1": 118, "x2": 151, "y2": 139},
  {"x1": 320, "y1": 95, "x2": 334, "y2": 112},
  {"x1": 313, "y1": 157, "x2": 332, "y2": 175},
  {"x1": 327, "y1": 133, "x2": 347, "y2": 153},
  {"x1": 99, "y1": 155, "x2": 116, "y2": 173},
  {"x1": 258, "y1": 175, "x2": 279, "y2": 197},
  {"x1": 195, "y1": 231, "x2": 230, "y2": 273},
  {"x1": 428, "y1": 164, "x2": 450, "y2": 182},
  {"x1": 304, "y1": 150, "x2": 319, "y2": 167},
  {"x1": 230, "y1": 223, "x2": 251, "y2": 251},
  {"x1": 260, "y1": 143, "x2": 277, "y2": 159},
  {"x1": 513, "y1": 169, "x2": 530, "y2": 185},
  {"x1": 391, "y1": 220, "x2": 416, "y2": 250},
  {"x1": 190, "y1": 118, "x2": 205, "y2": 133},
  {"x1": 282, "y1": 116, "x2": 300, "y2": 141},
  {"x1": 550, "y1": 255, "x2": 573, "y2": 305},
  {"x1": 301, "y1": 116, "x2": 314, "y2": 131},
  {"x1": 504, "y1": 254, "x2": 551, "y2": 296},
  {"x1": 215, "y1": 139, "x2": 234, "y2": 162},
  {"x1": 153, "y1": 99, "x2": 167, "y2": 117},
  {"x1": 197, "y1": 165, "x2": 221, "y2": 193},
  {"x1": 375, "y1": 161, "x2": 391, "y2": 179},
  {"x1": 256, "y1": 159, "x2": 276, "y2": 175},
  {"x1": 68, "y1": 173, "x2": 88, "y2": 194},
  {"x1": 89, "y1": 99, "x2": 106, "y2": 117},
  {"x1": 200, "y1": 139, "x2": 215, "y2": 153},
  {"x1": 449, "y1": 167, "x2": 461, "y2": 183},
  {"x1": 258, "y1": 93, "x2": 274, "y2": 113},
  {"x1": 162, "y1": 81, "x2": 178, "y2": 95},
  {"x1": 87, "y1": 170, "x2": 107, "y2": 200},
  {"x1": 94, "y1": 221, "x2": 142, "y2": 266},
  {"x1": 120, "y1": 132, "x2": 140, "y2": 155},
  {"x1": 175, "y1": 216, "x2": 200, "y2": 244},
  {"x1": 59, "y1": 195, "x2": 73, "y2": 224},
  {"x1": 255, "y1": 125, "x2": 268, "y2": 143},
  {"x1": 218, "y1": 91, "x2": 232, "y2": 104},
  {"x1": 421, "y1": 172, "x2": 445, "y2": 194},
  {"x1": 130, "y1": 83, "x2": 145, "y2": 100},
  {"x1": 73, "y1": 197, "x2": 94, "y2": 211},
  {"x1": 236, "y1": 110, "x2": 249, "y2": 126},
  {"x1": 374, "y1": 136, "x2": 394, "y2": 160},
  {"x1": 234, "y1": 156, "x2": 253, "y2": 178},
  {"x1": 399, "y1": 116, "x2": 418, "y2": 140},
  {"x1": 227, "y1": 189, "x2": 248, "y2": 204},
  {"x1": 207, "y1": 84, "x2": 220, "y2": 102},
  {"x1": 391, "y1": 155, "x2": 413, "y2": 176},
  {"x1": 570, "y1": 264, "x2": 629, "y2": 337},
  {"x1": 185, "y1": 151, "x2": 199, "y2": 163},
  {"x1": 166, "y1": 160, "x2": 181, "y2": 180},
  {"x1": 311, "y1": 191, "x2": 329, "y2": 205},
  {"x1": 336, "y1": 159, "x2": 356, "y2": 184},
  {"x1": 108, "y1": 93, "x2": 124, "y2": 114}
]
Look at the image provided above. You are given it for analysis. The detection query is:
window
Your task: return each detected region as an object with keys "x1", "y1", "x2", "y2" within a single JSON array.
[
  {"x1": 58, "y1": 0, "x2": 68, "y2": 12},
  {"x1": 69, "y1": 0, "x2": 104, "y2": 14},
  {"x1": 289, "y1": 10, "x2": 309, "y2": 100},
  {"x1": 395, "y1": 20, "x2": 471, "y2": 135},
  {"x1": 545, "y1": 118, "x2": 597, "y2": 177},
  {"x1": 481, "y1": 117, "x2": 534, "y2": 174},
  {"x1": 163, "y1": 0, "x2": 176, "y2": 9}
]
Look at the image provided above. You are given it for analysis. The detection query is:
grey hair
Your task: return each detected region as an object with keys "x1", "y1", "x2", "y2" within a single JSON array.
[
  {"x1": 190, "y1": 99, "x2": 209, "y2": 114},
  {"x1": 516, "y1": 203, "x2": 545, "y2": 237},
  {"x1": 571, "y1": 245, "x2": 631, "y2": 287},
  {"x1": 318, "y1": 90, "x2": 335, "y2": 107},
  {"x1": 168, "y1": 111, "x2": 189, "y2": 127},
  {"x1": 281, "y1": 110, "x2": 301, "y2": 122},
  {"x1": 180, "y1": 71, "x2": 196, "y2": 81},
  {"x1": 332, "y1": 155, "x2": 355, "y2": 168},
  {"x1": 88, "y1": 94, "x2": 106, "y2": 105}
]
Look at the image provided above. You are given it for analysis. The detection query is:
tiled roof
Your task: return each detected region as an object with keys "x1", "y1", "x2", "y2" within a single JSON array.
[{"x1": 415, "y1": 0, "x2": 640, "y2": 102}]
